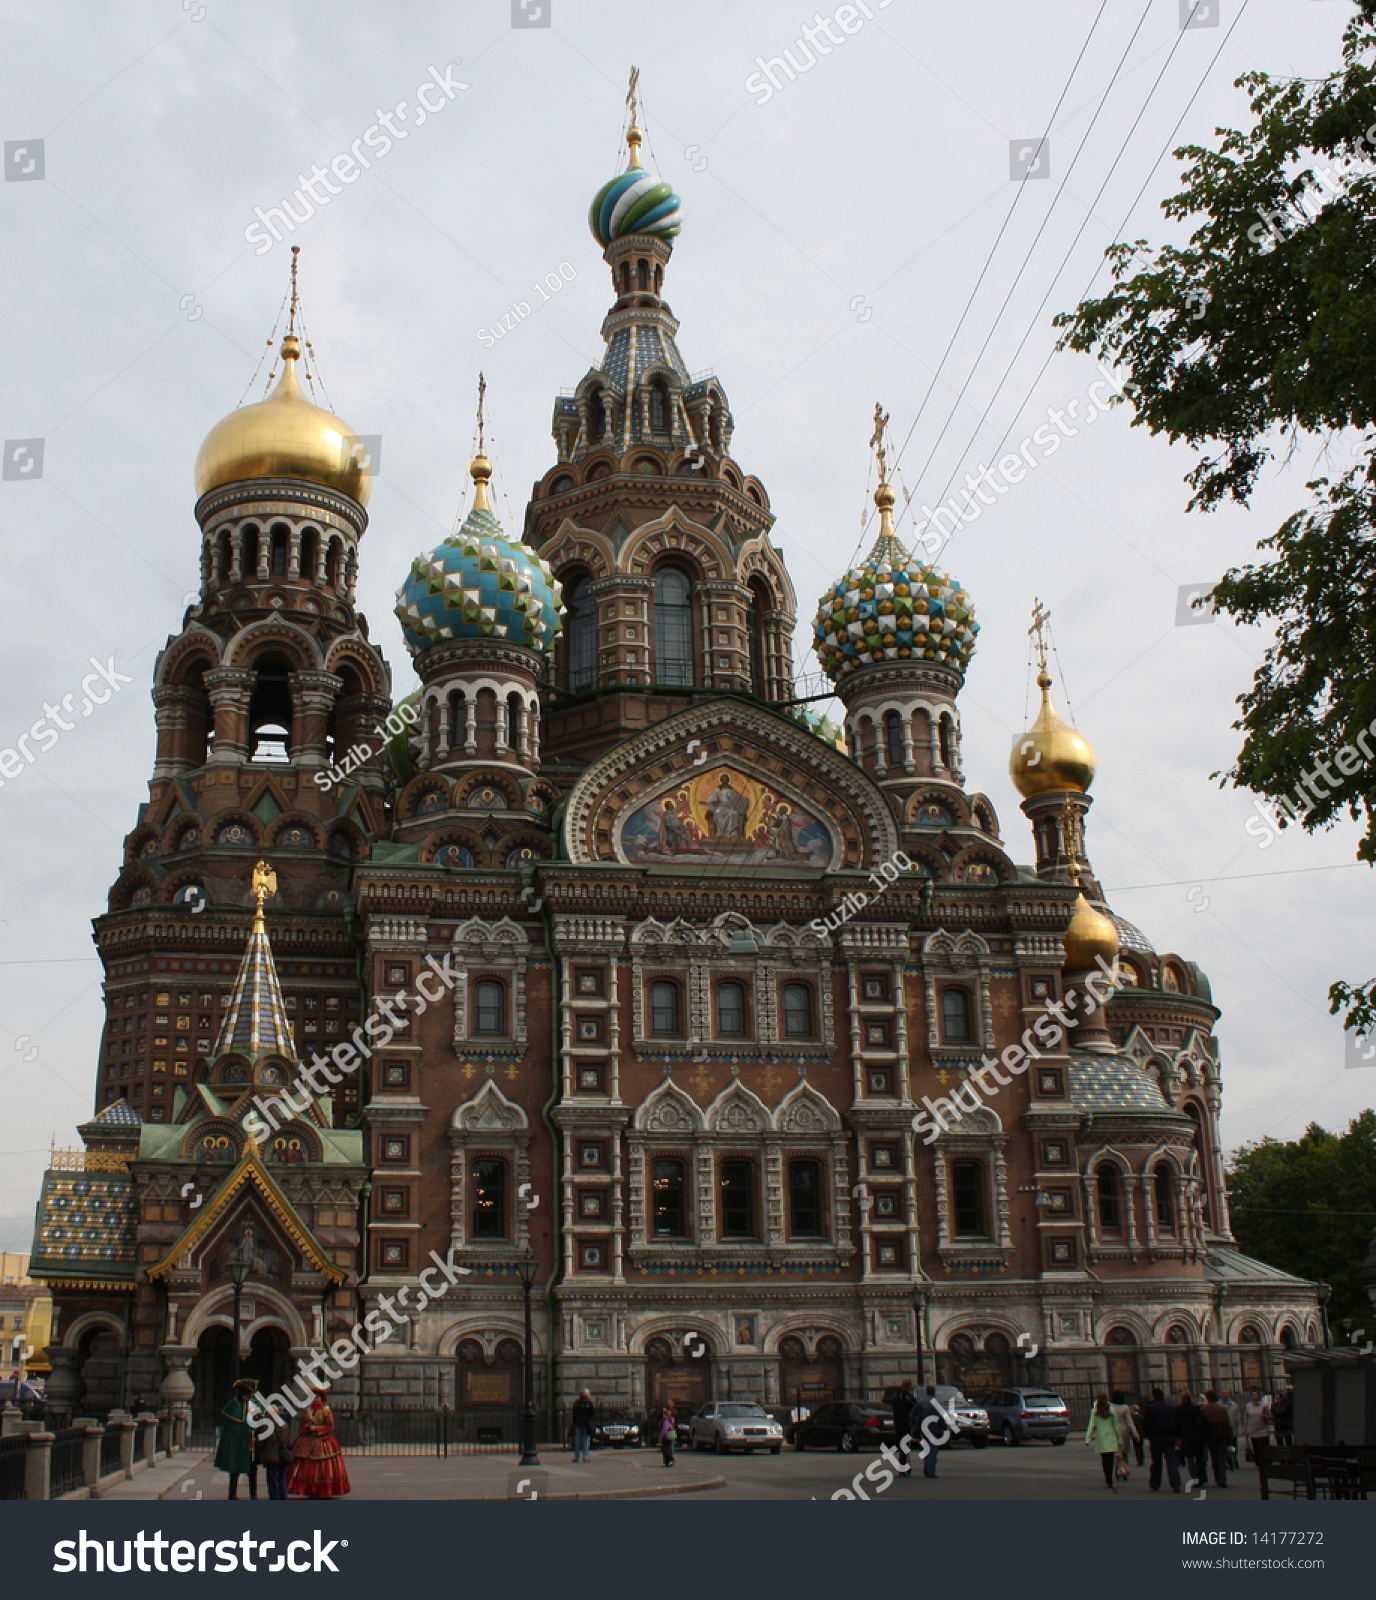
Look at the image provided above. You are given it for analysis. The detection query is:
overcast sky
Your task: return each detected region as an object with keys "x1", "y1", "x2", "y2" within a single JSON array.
[{"x1": 0, "y1": 0, "x2": 1370, "y2": 1256}]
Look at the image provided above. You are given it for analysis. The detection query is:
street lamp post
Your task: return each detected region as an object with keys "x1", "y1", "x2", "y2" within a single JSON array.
[
  {"x1": 516, "y1": 1251, "x2": 540, "y2": 1467},
  {"x1": 224, "y1": 1230, "x2": 257, "y2": 1389},
  {"x1": 910, "y1": 1284, "x2": 928, "y2": 1387}
]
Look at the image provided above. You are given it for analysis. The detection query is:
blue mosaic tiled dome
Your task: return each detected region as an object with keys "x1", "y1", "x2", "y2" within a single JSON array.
[
  {"x1": 589, "y1": 125, "x2": 682, "y2": 246},
  {"x1": 395, "y1": 459, "x2": 562, "y2": 656},
  {"x1": 813, "y1": 511, "x2": 978, "y2": 683}
]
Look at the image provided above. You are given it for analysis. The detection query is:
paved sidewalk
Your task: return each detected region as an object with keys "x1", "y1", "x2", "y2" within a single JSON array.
[{"x1": 130, "y1": 1448, "x2": 723, "y2": 1501}]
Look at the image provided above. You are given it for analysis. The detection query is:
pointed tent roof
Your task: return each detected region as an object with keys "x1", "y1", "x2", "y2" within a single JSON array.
[
  {"x1": 211, "y1": 860, "x2": 294, "y2": 1061},
  {"x1": 147, "y1": 1142, "x2": 346, "y2": 1285}
]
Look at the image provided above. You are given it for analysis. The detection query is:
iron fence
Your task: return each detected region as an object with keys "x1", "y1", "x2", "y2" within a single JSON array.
[
  {"x1": 0, "y1": 1435, "x2": 26, "y2": 1501},
  {"x1": 99, "y1": 1425, "x2": 123, "y2": 1479},
  {"x1": 48, "y1": 1426, "x2": 85, "y2": 1499}
]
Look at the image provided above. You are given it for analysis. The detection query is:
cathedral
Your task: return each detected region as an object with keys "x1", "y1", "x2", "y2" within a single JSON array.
[{"x1": 28, "y1": 100, "x2": 1321, "y2": 1435}]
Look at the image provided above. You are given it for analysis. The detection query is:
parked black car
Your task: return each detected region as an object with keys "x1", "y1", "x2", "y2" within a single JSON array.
[
  {"x1": 592, "y1": 1411, "x2": 643, "y2": 1449},
  {"x1": 793, "y1": 1402, "x2": 898, "y2": 1452}
]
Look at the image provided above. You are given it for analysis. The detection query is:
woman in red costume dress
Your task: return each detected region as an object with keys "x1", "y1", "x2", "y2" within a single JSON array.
[{"x1": 287, "y1": 1387, "x2": 351, "y2": 1499}]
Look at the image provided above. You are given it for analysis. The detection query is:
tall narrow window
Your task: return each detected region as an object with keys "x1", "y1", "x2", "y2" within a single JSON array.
[
  {"x1": 637, "y1": 258, "x2": 649, "y2": 291},
  {"x1": 472, "y1": 1159, "x2": 507, "y2": 1239},
  {"x1": 939, "y1": 713, "x2": 956, "y2": 768},
  {"x1": 885, "y1": 711, "x2": 905, "y2": 768},
  {"x1": 652, "y1": 1159, "x2": 686, "y2": 1237},
  {"x1": 789, "y1": 1160, "x2": 823, "y2": 1238},
  {"x1": 653, "y1": 568, "x2": 694, "y2": 685},
  {"x1": 749, "y1": 578, "x2": 771, "y2": 698},
  {"x1": 474, "y1": 980, "x2": 505, "y2": 1036},
  {"x1": 566, "y1": 576, "x2": 596, "y2": 693},
  {"x1": 649, "y1": 381, "x2": 668, "y2": 433},
  {"x1": 650, "y1": 980, "x2": 680, "y2": 1037},
  {"x1": 589, "y1": 389, "x2": 606, "y2": 440},
  {"x1": 720, "y1": 1160, "x2": 756, "y2": 1238},
  {"x1": 782, "y1": 983, "x2": 813, "y2": 1039},
  {"x1": 270, "y1": 524, "x2": 288, "y2": 575},
  {"x1": 1097, "y1": 1166, "x2": 1122, "y2": 1232},
  {"x1": 951, "y1": 1161, "x2": 987, "y2": 1237},
  {"x1": 1154, "y1": 1165, "x2": 1176, "y2": 1232},
  {"x1": 716, "y1": 981, "x2": 747, "y2": 1038},
  {"x1": 941, "y1": 988, "x2": 971, "y2": 1043}
]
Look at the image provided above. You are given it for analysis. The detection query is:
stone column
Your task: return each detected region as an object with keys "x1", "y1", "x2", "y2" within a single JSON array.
[
  {"x1": 159, "y1": 1344, "x2": 196, "y2": 1438},
  {"x1": 288, "y1": 529, "x2": 302, "y2": 579},
  {"x1": 151, "y1": 685, "x2": 204, "y2": 780},
  {"x1": 139, "y1": 1414, "x2": 158, "y2": 1465},
  {"x1": 288, "y1": 670, "x2": 343, "y2": 770},
  {"x1": 24, "y1": 1432, "x2": 53, "y2": 1501},
  {"x1": 203, "y1": 667, "x2": 254, "y2": 766},
  {"x1": 43, "y1": 1346, "x2": 82, "y2": 1426},
  {"x1": 80, "y1": 1422, "x2": 103, "y2": 1494}
]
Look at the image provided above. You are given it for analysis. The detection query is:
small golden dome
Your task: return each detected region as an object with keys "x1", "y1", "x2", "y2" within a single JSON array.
[
  {"x1": 194, "y1": 334, "x2": 371, "y2": 506},
  {"x1": 1063, "y1": 891, "x2": 1120, "y2": 971},
  {"x1": 1010, "y1": 670, "x2": 1096, "y2": 797}
]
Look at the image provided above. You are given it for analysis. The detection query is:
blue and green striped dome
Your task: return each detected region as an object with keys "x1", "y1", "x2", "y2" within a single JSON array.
[
  {"x1": 395, "y1": 501, "x2": 562, "y2": 657},
  {"x1": 813, "y1": 531, "x2": 978, "y2": 682},
  {"x1": 590, "y1": 165, "x2": 682, "y2": 247}
]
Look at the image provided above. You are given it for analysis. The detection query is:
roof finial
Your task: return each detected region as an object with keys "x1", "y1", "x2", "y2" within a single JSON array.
[
  {"x1": 1029, "y1": 596, "x2": 1052, "y2": 688},
  {"x1": 626, "y1": 65, "x2": 643, "y2": 169},
  {"x1": 280, "y1": 245, "x2": 303, "y2": 366},
  {"x1": 470, "y1": 372, "x2": 492, "y2": 512},
  {"x1": 870, "y1": 401, "x2": 896, "y2": 531},
  {"x1": 250, "y1": 860, "x2": 277, "y2": 934}
]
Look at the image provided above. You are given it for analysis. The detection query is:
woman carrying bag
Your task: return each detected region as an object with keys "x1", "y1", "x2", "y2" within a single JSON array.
[
  {"x1": 659, "y1": 1401, "x2": 678, "y2": 1466},
  {"x1": 1084, "y1": 1395, "x2": 1126, "y2": 1492},
  {"x1": 1109, "y1": 1391, "x2": 1138, "y2": 1483}
]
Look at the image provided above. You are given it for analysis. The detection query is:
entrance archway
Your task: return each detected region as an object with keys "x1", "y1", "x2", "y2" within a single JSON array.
[
  {"x1": 456, "y1": 1336, "x2": 523, "y2": 1410},
  {"x1": 1165, "y1": 1324, "x2": 1193, "y2": 1394},
  {"x1": 75, "y1": 1326, "x2": 125, "y2": 1413},
  {"x1": 1237, "y1": 1325, "x2": 1266, "y2": 1392},
  {"x1": 1104, "y1": 1327, "x2": 1140, "y2": 1399},
  {"x1": 944, "y1": 1331, "x2": 1013, "y2": 1395},
  {"x1": 645, "y1": 1335, "x2": 712, "y2": 1416},
  {"x1": 779, "y1": 1333, "x2": 845, "y2": 1408}
]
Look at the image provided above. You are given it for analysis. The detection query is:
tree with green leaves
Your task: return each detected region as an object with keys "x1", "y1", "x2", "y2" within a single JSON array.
[
  {"x1": 1056, "y1": 5, "x2": 1376, "y2": 1035},
  {"x1": 1226, "y1": 1111, "x2": 1376, "y2": 1334}
]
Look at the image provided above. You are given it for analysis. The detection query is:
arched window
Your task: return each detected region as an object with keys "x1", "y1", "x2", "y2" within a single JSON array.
[
  {"x1": 951, "y1": 1161, "x2": 987, "y2": 1237},
  {"x1": 939, "y1": 713, "x2": 956, "y2": 769},
  {"x1": 450, "y1": 690, "x2": 467, "y2": 746},
  {"x1": 720, "y1": 1160, "x2": 756, "y2": 1238},
  {"x1": 748, "y1": 577, "x2": 771, "y2": 698},
  {"x1": 653, "y1": 568, "x2": 694, "y2": 685},
  {"x1": 1154, "y1": 1165, "x2": 1176, "y2": 1233},
  {"x1": 242, "y1": 524, "x2": 260, "y2": 577},
  {"x1": 565, "y1": 575, "x2": 596, "y2": 693},
  {"x1": 300, "y1": 526, "x2": 319, "y2": 582},
  {"x1": 652, "y1": 1159, "x2": 686, "y2": 1237},
  {"x1": 269, "y1": 523, "x2": 288, "y2": 576},
  {"x1": 505, "y1": 695, "x2": 521, "y2": 749},
  {"x1": 589, "y1": 389, "x2": 606, "y2": 440},
  {"x1": 885, "y1": 711, "x2": 905, "y2": 768},
  {"x1": 474, "y1": 980, "x2": 505, "y2": 1036},
  {"x1": 940, "y1": 988, "x2": 971, "y2": 1044},
  {"x1": 248, "y1": 654, "x2": 293, "y2": 763},
  {"x1": 619, "y1": 262, "x2": 630, "y2": 294},
  {"x1": 637, "y1": 258, "x2": 649, "y2": 291},
  {"x1": 649, "y1": 381, "x2": 668, "y2": 434},
  {"x1": 650, "y1": 980, "x2": 680, "y2": 1037},
  {"x1": 472, "y1": 1158, "x2": 507, "y2": 1239},
  {"x1": 1097, "y1": 1166, "x2": 1123, "y2": 1232},
  {"x1": 716, "y1": 981, "x2": 747, "y2": 1038},
  {"x1": 789, "y1": 1160, "x2": 823, "y2": 1237},
  {"x1": 216, "y1": 528, "x2": 232, "y2": 584},
  {"x1": 782, "y1": 983, "x2": 813, "y2": 1039}
]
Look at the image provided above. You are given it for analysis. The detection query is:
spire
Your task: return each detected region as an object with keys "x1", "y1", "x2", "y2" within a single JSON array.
[
  {"x1": 470, "y1": 372, "x2": 492, "y2": 512},
  {"x1": 867, "y1": 401, "x2": 908, "y2": 567},
  {"x1": 212, "y1": 861, "x2": 294, "y2": 1061},
  {"x1": 626, "y1": 65, "x2": 643, "y2": 170}
]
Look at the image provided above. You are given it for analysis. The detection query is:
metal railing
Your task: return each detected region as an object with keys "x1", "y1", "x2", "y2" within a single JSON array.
[
  {"x1": 0, "y1": 1436, "x2": 26, "y2": 1501},
  {"x1": 99, "y1": 1426, "x2": 123, "y2": 1479},
  {"x1": 48, "y1": 1427, "x2": 85, "y2": 1500}
]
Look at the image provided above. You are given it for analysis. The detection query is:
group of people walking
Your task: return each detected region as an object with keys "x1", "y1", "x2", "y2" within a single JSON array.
[
  {"x1": 1085, "y1": 1386, "x2": 1291, "y2": 1492},
  {"x1": 213, "y1": 1377, "x2": 351, "y2": 1500}
]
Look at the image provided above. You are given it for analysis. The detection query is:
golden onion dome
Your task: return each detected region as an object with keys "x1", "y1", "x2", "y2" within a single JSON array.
[
  {"x1": 1010, "y1": 670, "x2": 1096, "y2": 797},
  {"x1": 194, "y1": 334, "x2": 371, "y2": 506},
  {"x1": 1063, "y1": 891, "x2": 1120, "y2": 972}
]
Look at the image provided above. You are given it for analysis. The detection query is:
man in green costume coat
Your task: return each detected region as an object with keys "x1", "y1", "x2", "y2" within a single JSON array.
[{"x1": 213, "y1": 1377, "x2": 259, "y2": 1499}]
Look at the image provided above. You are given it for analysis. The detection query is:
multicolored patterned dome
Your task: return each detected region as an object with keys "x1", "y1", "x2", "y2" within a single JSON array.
[
  {"x1": 589, "y1": 124, "x2": 682, "y2": 246},
  {"x1": 786, "y1": 707, "x2": 848, "y2": 752},
  {"x1": 813, "y1": 488, "x2": 978, "y2": 681},
  {"x1": 395, "y1": 458, "x2": 562, "y2": 656}
]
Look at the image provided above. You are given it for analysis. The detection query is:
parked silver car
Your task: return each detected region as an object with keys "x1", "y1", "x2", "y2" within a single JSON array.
[{"x1": 689, "y1": 1401, "x2": 784, "y2": 1455}]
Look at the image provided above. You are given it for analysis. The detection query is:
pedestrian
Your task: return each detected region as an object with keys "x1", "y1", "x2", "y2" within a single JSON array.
[
  {"x1": 253, "y1": 1399, "x2": 293, "y2": 1500},
  {"x1": 570, "y1": 1388, "x2": 595, "y2": 1462},
  {"x1": 1272, "y1": 1386, "x2": 1294, "y2": 1446},
  {"x1": 287, "y1": 1387, "x2": 350, "y2": 1499},
  {"x1": 890, "y1": 1379, "x2": 915, "y2": 1476},
  {"x1": 1084, "y1": 1396, "x2": 1125, "y2": 1492},
  {"x1": 1221, "y1": 1390, "x2": 1242, "y2": 1472},
  {"x1": 214, "y1": 1377, "x2": 259, "y2": 1501},
  {"x1": 908, "y1": 1384, "x2": 946, "y2": 1479},
  {"x1": 1129, "y1": 1398, "x2": 1146, "y2": 1466},
  {"x1": 659, "y1": 1400, "x2": 677, "y2": 1466},
  {"x1": 1177, "y1": 1390, "x2": 1208, "y2": 1488},
  {"x1": 1199, "y1": 1390, "x2": 1233, "y2": 1488},
  {"x1": 1241, "y1": 1389, "x2": 1272, "y2": 1463},
  {"x1": 1141, "y1": 1387, "x2": 1182, "y2": 1493},
  {"x1": 1109, "y1": 1390, "x2": 1137, "y2": 1483}
]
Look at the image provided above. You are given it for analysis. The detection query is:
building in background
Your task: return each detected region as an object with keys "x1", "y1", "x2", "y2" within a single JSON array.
[
  {"x1": 0, "y1": 1254, "x2": 54, "y2": 1378},
  {"x1": 28, "y1": 98, "x2": 1320, "y2": 1431}
]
